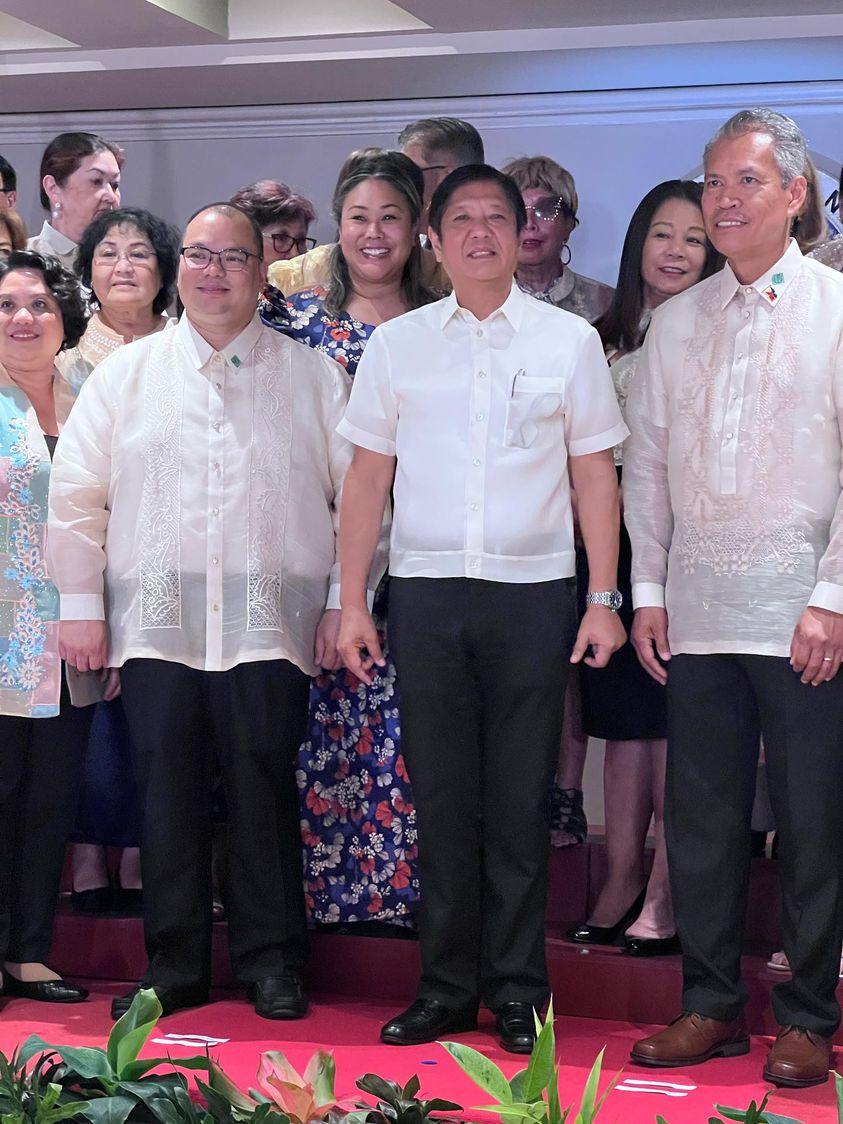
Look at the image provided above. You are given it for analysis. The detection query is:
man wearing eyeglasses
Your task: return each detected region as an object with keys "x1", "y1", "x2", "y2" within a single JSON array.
[
  {"x1": 48, "y1": 202, "x2": 384, "y2": 1022},
  {"x1": 0, "y1": 156, "x2": 17, "y2": 210}
]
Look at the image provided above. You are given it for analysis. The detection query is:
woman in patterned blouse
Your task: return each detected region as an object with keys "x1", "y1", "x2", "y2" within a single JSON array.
[
  {"x1": 57, "y1": 208, "x2": 179, "y2": 918},
  {"x1": 0, "y1": 250, "x2": 93, "y2": 1003},
  {"x1": 260, "y1": 148, "x2": 437, "y2": 928}
]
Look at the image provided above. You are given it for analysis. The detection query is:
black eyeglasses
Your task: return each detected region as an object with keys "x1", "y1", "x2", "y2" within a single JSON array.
[
  {"x1": 263, "y1": 231, "x2": 316, "y2": 256},
  {"x1": 180, "y1": 244, "x2": 261, "y2": 272}
]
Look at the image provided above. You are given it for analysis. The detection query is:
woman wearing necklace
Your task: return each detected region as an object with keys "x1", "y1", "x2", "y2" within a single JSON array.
[
  {"x1": 261, "y1": 147, "x2": 436, "y2": 929},
  {"x1": 27, "y1": 132, "x2": 124, "y2": 275},
  {"x1": 0, "y1": 250, "x2": 93, "y2": 1004},
  {"x1": 57, "y1": 208, "x2": 179, "y2": 916}
]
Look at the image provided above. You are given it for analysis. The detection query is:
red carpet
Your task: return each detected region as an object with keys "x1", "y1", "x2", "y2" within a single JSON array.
[{"x1": 0, "y1": 986, "x2": 838, "y2": 1123}]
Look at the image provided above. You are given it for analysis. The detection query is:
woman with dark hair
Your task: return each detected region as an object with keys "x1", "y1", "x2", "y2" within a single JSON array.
[
  {"x1": 56, "y1": 209, "x2": 179, "y2": 915},
  {"x1": 230, "y1": 180, "x2": 317, "y2": 266},
  {"x1": 260, "y1": 147, "x2": 437, "y2": 928},
  {"x1": 0, "y1": 210, "x2": 28, "y2": 257},
  {"x1": 566, "y1": 181, "x2": 722, "y2": 957},
  {"x1": 0, "y1": 251, "x2": 95, "y2": 1003},
  {"x1": 27, "y1": 132, "x2": 124, "y2": 273}
]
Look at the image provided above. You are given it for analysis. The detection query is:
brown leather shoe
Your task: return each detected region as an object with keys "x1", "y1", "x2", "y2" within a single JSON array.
[
  {"x1": 763, "y1": 1025, "x2": 833, "y2": 1088},
  {"x1": 631, "y1": 1012, "x2": 750, "y2": 1067}
]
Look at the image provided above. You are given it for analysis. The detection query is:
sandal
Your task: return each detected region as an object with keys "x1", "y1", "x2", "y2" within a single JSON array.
[{"x1": 550, "y1": 785, "x2": 587, "y2": 847}]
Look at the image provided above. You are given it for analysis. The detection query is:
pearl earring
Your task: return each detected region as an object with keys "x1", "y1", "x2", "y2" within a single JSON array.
[{"x1": 51, "y1": 200, "x2": 62, "y2": 220}]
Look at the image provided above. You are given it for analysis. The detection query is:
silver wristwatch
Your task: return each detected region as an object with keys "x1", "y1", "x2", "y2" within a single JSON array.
[{"x1": 585, "y1": 590, "x2": 623, "y2": 612}]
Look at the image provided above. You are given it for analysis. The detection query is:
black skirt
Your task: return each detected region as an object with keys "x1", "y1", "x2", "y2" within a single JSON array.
[{"x1": 575, "y1": 506, "x2": 667, "y2": 743}]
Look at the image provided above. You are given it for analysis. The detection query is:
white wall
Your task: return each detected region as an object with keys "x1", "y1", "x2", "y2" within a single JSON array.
[{"x1": 1, "y1": 80, "x2": 840, "y2": 285}]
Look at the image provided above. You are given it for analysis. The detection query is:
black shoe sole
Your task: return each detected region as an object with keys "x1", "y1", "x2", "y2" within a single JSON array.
[
  {"x1": 380, "y1": 1019, "x2": 477, "y2": 1046},
  {"x1": 631, "y1": 1038, "x2": 750, "y2": 1067},
  {"x1": 253, "y1": 1002, "x2": 309, "y2": 1020},
  {"x1": 499, "y1": 1037, "x2": 536, "y2": 1055}
]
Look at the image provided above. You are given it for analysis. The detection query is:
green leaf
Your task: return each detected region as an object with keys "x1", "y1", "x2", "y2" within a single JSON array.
[
  {"x1": 836, "y1": 1071, "x2": 843, "y2": 1118},
  {"x1": 357, "y1": 1074, "x2": 403, "y2": 1104},
  {"x1": 546, "y1": 1065, "x2": 563, "y2": 1124},
  {"x1": 420, "y1": 1098, "x2": 462, "y2": 1114},
  {"x1": 107, "y1": 988, "x2": 163, "y2": 1075},
  {"x1": 208, "y1": 1059, "x2": 258, "y2": 1111},
  {"x1": 508, "y1": 1070, "x2": 529, "y2": 1103},
  {"x1": 121, "y1": 1055, "x2": 212, "y2": 1081},
  {"x1": 304, "y1": 1049, "x2": 336, "y2": 1107},
  {"x1": 403, "y1": 1076, "x2": 421, "y2": 1101},
  {"x1": 42, "y1": 1101, "x2": 94, "y2": 1122},
  {"x1": 77, "y1": 1095, "x2": 138, "y2": 1124},
  {"x1": 573, "y1": 1047, "x2": 604, "y2": 1123},
  {"x1": 522, "y1": 1012, "x2": 556, "y2": 1102},
  {"x1": 440, "y1": 1043, "x2": 512, "y2": 1105},
  {"x1": 45, "y1": 1044, "x2": 114, "y2": 1084},
  {"x1": 764, "y1": 1115, "x2": 808, "y2": 1124},
  {"x1": 474, "y1": 1104, "x2": 543, "y2": 1122}
]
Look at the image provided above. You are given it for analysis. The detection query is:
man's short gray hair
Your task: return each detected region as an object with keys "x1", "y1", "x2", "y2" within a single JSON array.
[{"x1": 703, "y1": 108, "x2": 807, "y2": 186}]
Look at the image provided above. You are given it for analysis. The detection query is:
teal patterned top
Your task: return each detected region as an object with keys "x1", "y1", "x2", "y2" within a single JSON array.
[{"x1": 0, "y1": 367, "x2": 79, "y2": 717}]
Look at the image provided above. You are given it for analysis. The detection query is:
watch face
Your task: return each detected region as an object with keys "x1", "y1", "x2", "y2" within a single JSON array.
[{"x1": 610, "y1": 590, "x2": 623, "y2": 611}]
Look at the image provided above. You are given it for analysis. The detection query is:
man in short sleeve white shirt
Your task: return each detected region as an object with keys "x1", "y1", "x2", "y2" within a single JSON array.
[
  {"x1": 625, "y1": 110, "x2": 843, "y2": 1087},
  {"x1": 337, "y1": 164, "x2": 628, "y2": 1053}
]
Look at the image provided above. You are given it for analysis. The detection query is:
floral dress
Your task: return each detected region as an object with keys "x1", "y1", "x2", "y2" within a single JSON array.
[{"x1": 260, "y1": 285, "x2": 418, "y2": 927}]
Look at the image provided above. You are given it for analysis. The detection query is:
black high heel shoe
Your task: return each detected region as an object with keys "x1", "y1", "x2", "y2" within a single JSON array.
[{"x1": 566, "y1": 885, "x2": 647, "y2": 946}]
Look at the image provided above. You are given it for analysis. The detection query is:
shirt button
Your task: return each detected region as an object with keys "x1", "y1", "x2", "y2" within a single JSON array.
[
  {"x1": 726, "y1": 431, "x2": 734, "y2": 440},
  {"x1": 476, "y1": 329, "x2": 483, "y2": 338},
  {"x1": 212, "y1": 462, "x2": 220, "y2": 472},
  {"x1": 211, "y1": 507, "x2": 219, "y2": 516},
  {"x1": 737, "y1": 354, "x2": 744, "y2": 361},
  {"x1": 471, "y1": 503, "x2": 479, "y2": 511},
  {"x1": 478, "y1": 370, "x2": 486, "y2": 379},
  {"x1": 211, "y1": 556, "x2": 219, "y2": 565},
  {"x1": 211, "y1": 603, "x2": 219, "y2": 612},
  {"x1": 476, "y1": 412, "x2": 485, "y2": 421},
  {"x1": 212, "y1": 421, "x2": 221, "y2": 432},
  {"x1": 215, "y1": 381, "x2": 222, "y2": 390},
  {"x1": 744, "y1": 311, "x2": 750, "y2": 318},
  {"x1": 469, "y1": 559, "x2": 479, "y2": 569},
  {"x1": 472, "y1": 457, "x2": 481, "y2": 467}
]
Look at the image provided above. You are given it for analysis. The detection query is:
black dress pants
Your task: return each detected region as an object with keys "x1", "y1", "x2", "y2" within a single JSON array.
[
  {"x1": 119, "y1": 658, "x2": 310, "y2": 990},
  {"x1": 0, "y1": 697, "x2": 91, "y2": 963},
  {"x1": 389, "y1": 576, "x2": 575, "y2": 1012},
  {"x1": 666, "y1": 653, "x2": 843, "y2": 1036}
]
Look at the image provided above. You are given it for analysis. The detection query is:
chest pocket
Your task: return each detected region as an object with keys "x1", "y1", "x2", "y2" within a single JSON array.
[{"x1": 503, "y1": 373, "x2": 566, "y2": 449}]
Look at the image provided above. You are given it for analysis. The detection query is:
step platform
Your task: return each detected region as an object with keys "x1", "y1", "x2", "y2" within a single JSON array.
[{"x1": 53, "y1": 841, "x2": 835, "y2": 1041}]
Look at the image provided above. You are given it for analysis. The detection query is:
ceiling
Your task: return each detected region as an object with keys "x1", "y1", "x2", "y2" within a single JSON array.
[{"x1": 1, "y1": 0, "x2": 842, "y2": 113}]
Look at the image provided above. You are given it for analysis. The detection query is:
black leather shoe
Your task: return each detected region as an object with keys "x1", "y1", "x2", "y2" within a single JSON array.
[
  {"x1": 566, "y1": 886, "x2": 647, "y2": 946},
  {"x1": 624, "y1": 933, "x2": 681, "y2": 957},
  {"x1": 111, "y1": 983, "x2": 209, "y2": 1021},
  {"x1": 495, "y1": 1001, "x2": 538, "y2": 1054},
  {"x1": 380, "y1": 998, "x2": 478, "y2": 1045},
  {"x1": 246, "y1": 975, "x2": 308, "y2": 1020},
  {"x1": 71, "y1": 885, "x2": 113, "y2": 915},
  {"x1": 3, "y1": 976, "x2": 89, "y2": 1003}
]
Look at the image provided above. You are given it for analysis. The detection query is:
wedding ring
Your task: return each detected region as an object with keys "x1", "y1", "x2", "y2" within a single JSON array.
[{"x1": 823, "y1": 656, "x2": 833, "y2": 662}]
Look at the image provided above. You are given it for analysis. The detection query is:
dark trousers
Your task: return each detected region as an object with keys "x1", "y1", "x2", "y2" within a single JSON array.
[
  {"x1": 666, "y1": 653, "x2": 843, "y2": 1036},
  {"x1": 0, "y1": 698, "x2": 91, "y2": 962},
  {"x1": 120, "y1": 657, "x2": 310, "y2": 990},
  {"x1": 389, "y1": 576, "x2": 575, "y2": 1011}
]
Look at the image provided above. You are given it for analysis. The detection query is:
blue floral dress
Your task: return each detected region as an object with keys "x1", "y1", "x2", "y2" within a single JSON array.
[{"x1": 260, "y1": 285, "x2": 418, "y2": 927}]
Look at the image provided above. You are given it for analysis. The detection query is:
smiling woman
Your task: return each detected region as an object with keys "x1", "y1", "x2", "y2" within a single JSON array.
[
  {"x1": 0, "y1": 250, "x2": 94, "y2": 1005},
  {"x1": 258, "y1": 147, "x2": 438, "y2": 930}
]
